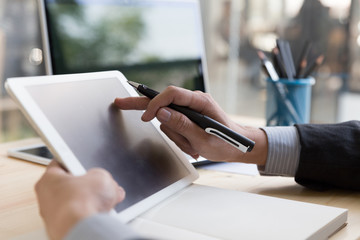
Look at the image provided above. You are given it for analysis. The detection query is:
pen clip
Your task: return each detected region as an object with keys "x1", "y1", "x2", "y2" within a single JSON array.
[{"x1": 205, "y1": 127, "x2": 249, "y2": 153}]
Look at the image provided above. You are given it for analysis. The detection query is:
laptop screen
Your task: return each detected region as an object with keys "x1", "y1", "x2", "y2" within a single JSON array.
[{"x1": 41, "y1": 0, "x2": 208, "y2": 92}]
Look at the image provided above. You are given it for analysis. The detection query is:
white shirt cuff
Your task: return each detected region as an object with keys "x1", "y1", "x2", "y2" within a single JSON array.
[{"x1": 260, "y1": 126, "x2": 300, "y2": 177}]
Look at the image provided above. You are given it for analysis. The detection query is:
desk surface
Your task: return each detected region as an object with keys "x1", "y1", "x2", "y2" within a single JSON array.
[{"x1": 1, "y1": 138, "x2": 359, "y2": 240}]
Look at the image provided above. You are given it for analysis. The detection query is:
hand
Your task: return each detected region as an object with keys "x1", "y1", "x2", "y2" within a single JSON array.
[
  {"x1": 35, "y1": 161, "x2": 125, "y2": 240},
  {"x1": 114, "y1": 86, "x2": 267, "y2": 165}
]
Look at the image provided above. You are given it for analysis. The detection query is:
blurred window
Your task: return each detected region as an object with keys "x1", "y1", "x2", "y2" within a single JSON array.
[
  {"x1": 0, "y1": 0, "x2": 359, "y2": 142},
  {"x1": 0, "y1": 0, "x2": 45, "y2": 142},
  {"x1": 205, "y1": 0, "x2": 359, "y2": 123}
]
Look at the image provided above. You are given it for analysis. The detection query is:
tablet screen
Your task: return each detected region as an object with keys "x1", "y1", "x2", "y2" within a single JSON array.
[{"x1": 26, "y1": 77, "x2": 190, "y2": 212}]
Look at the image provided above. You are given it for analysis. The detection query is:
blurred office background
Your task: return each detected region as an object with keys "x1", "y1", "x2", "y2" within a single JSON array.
[{"x1": 0, "y1": 0, "x2": 359, "y2": 142}]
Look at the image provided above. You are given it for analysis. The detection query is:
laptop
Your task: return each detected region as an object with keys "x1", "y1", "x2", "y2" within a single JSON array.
[
  {"x1": 17, "y1": 0, "x2": 210, "y2": 166},
  {"x1": 6, "y1": 71, "x2": 347, "y2": 239}
]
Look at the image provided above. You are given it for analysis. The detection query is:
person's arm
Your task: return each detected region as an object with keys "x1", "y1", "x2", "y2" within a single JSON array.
[
  {"x1": 65, "y1": 213, "x2": 141, "y2": 240},
  {"x1": 262, "y1": 121, "x2": 360, "y2": 190},
  {"x1": 114, "y1": 86, "x2": 268, "y2": 166},
  {"x1": 116, "y1": 88, "x2": 303, "y2": 175},
  {"x1": 115, "y1": 86, "x2": 360, "y2": 190},
  {"x1": 295, "y1": 121, "x2": 360, "y2": 190},
  {"x1": 35, "y1": 161, "x2": 142, "y2": 240}
]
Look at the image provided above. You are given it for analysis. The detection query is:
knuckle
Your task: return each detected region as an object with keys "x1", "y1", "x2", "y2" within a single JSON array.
[
  {"x1": 165, "y1": 85, "x2": 178, "y2": 93},
  {"x1": 191, "y1": 91, "x2": 214, "y2": 113},
  {"x1": 89, "y1": 168, "x2": 112, "y2": 181},
  {"x1": 179, "y1": 144, "x2": 197, "y2": 156},
  {"x1": 34, "y1": 180, "x2": 41, "y2": 193},
  {"x1": 164, "y1": 86, "x2": 182, "y2": 99},
  {"x1": 201, "y1": 92, "x2": 213, "y2": 103},
  {"x1": 34, "y1": 174, "x2": 47, "y2": 193},
  {"x1": 159, "y1": 124, "x2": 170, "y2": 134},
  {"x1": 174, "y1": 113, "x2": 190, "y2": 132}
]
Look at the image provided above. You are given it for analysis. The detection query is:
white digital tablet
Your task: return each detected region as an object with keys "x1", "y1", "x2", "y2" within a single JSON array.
[{"x1": 5, "y1": 71, "x2": 198, "y2": 223}]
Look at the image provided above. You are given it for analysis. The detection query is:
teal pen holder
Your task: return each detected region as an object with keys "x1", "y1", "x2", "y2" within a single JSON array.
[{"x1": 266, "y1": 77, "x2": 315, "y2": 126}]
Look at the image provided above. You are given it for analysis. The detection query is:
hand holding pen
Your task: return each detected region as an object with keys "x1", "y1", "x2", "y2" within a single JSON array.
[{"x1": 113, "y1": 84, "x2": 264, "y2": 163}]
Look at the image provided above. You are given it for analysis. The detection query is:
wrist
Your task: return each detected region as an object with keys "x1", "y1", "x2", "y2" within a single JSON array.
[
  {"x1": 228, "y1": 124, "x2": 268, "y2": 166},
  {"x1": 47, "y1": 201, "x2": 97, "y2": 240},
  {"x1": 245, "y1": 127, "x2": 268, "y2": 166}
]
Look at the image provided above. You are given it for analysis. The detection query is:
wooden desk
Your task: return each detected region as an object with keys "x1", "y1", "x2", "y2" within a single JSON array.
[
  {"x1": 1, "y1": 138, "x2": 360, "y2": 240},
  {"x1": 0, "y1": 138, "x2": 46, "y2": 239}
]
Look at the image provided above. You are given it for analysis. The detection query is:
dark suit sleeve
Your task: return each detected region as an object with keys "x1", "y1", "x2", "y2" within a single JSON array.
[{"x1": 294, "y1": 121, "x2": 360, "y2": 191}]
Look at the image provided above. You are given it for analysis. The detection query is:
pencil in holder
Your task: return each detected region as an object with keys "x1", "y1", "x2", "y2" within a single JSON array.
[{"x1": 266, "y1": 77, "x2": 315, "y2": 126}]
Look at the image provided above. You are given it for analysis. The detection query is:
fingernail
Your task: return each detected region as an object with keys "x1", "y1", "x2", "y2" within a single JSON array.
[
  {"x1": 192, "y1": 154, "x2": 200, "y2": 160},
  {"x1": 157, "y1": 108, "x2": 171, "y2": 123},
  {"x1": 113, "y1": 98, "x2": 121, "y2": 105}
]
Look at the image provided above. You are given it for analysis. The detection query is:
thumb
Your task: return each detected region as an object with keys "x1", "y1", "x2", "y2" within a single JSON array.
[
  {"x1": 115, "y1": 186, "x2": 126, "y2": 204},
  {"x1": 156, "y1": 107, "x2": 200, "y2": 135}
]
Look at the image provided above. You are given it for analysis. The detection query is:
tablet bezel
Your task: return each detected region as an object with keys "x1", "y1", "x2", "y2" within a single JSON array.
[{"x1": 5, "y1": 71, "x2": 199, "y2": 222}]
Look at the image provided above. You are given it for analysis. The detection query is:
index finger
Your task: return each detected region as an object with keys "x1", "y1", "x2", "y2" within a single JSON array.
[
  {"x1": 114, "y1": 96, "x2": 150, "y2": 111},
  {"x1": 142, "y1": 86, "x2": 209, "y2": 121}
]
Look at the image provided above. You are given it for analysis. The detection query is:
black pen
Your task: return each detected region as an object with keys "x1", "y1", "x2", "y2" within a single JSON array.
[
  {"x1": 276, "y1": 39, "x2": 294, "y2": 80},
  {"x1": 272, "y1": 47, "x2": 286, "y2": 78},
  {"x1": 295, "y1": 41, "x2": 312, "y2": 78},
  {"x1": 257, "y1": 51, "x2": 302, "y2": 123},
  {"x1": 301, "y1": 55, "x2": 324, "y2": 78},
  {"x1": 127, "y1": 81, "x2": 255, "y2": 153}
]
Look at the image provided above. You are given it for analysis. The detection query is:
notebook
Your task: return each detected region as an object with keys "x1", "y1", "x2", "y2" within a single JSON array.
[{"x1": 6, "y1": 71, "x2": 347, "y2": 239}]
